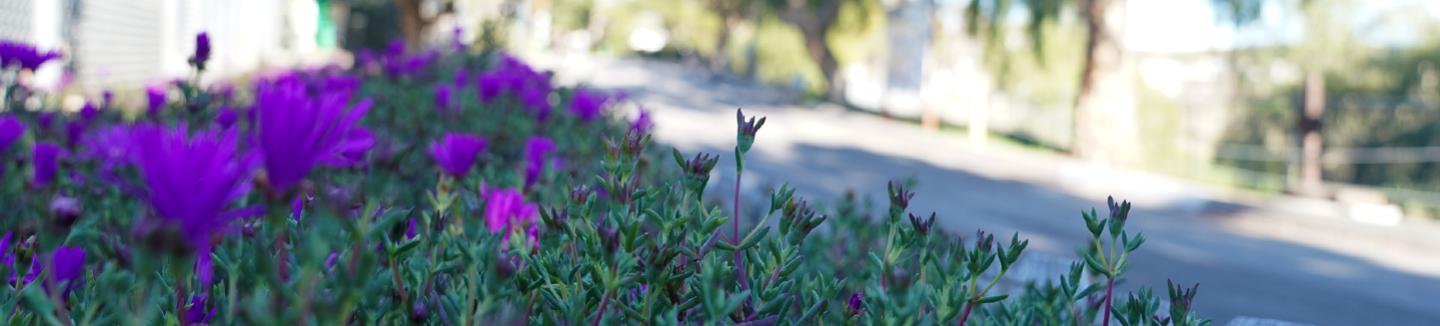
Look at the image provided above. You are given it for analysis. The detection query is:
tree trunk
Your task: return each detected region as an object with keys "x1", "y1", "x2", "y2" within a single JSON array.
[
  {"x1": 710, "y1": 16, "x2": 740, "y2": 73},
  {"x1": 1298, "y1": 71, "x2": 1325, "y2": 195},
  {"x1": 1073, "y1": 0, "x2": 1140, "y2": 165},
  {"x1": 394, "y1": 0, "x2": 433, "y2": 49},
  {"x1": 802, "y1": 30, "x2": 841, "y2": 99},
  {"x1": 782, "y1": 1, "x2": 844, "y2": 101}
]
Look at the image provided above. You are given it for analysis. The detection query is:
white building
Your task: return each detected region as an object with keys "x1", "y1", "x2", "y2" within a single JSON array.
[{"x1": 0, "y1": 0, "x2": 333, "y2": 93}]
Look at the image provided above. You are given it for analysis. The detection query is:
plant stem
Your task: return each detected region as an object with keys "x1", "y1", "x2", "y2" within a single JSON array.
[
  {"x1": 733, "y1": 165, "x2": 751, "y2": 293},
  {"x1": 389, "y1": 256, "x2": 410, "y2": 305},
  {"x1": 956, "y1": 299, "x2": 974, "y2": 326},
  {"x1": 592, "y1": 290, "x2": 612, "y2": 326},
  {"x1": 1101, "y1": 277, "x2": 1114, "y2": 326}
]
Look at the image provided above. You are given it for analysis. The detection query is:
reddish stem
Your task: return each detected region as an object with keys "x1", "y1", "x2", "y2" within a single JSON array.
[
  {"x1": 733, "y1": 169, "x2": 751, "y2": 293},
  {"x1": 1102, "y1": 278, "x2": 1114, "y2": 326},
  {"x1": 592, "y1": 291, "x2": 612, "y2": 326},
  {"x1": 956, "y1": 300, "x2": 975, "y2": 326},
  {"x1": 388, "y1": 256, "x2": 409, "y2": 304}
]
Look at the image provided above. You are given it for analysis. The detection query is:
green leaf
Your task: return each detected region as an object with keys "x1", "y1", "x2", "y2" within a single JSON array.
[
  {"x1": 976, "y1": 294, "x2": 1009, "y2": 304},
  {"x1": 1083, "y1": 254, "x2": 1108, "y2": 276},
  {"x1": 738, "y1": 227, "x2": 770, "y2": 250}
]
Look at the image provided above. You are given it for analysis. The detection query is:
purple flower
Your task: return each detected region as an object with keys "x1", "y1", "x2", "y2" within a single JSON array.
[
  {"x1": 324, "y1": 252, "x2": 340, "y2": 270},
  {"x1": 189, "y1": 32, "x2": 211, "y2": 70},
  {"x1": 181, "y1": 293, "x2": 217, "y2": 325},
  {"x1": 428, "y1": 133, "x2": 487, "y2": 178},
  {"x1": 379, "y1": 44, "x2": 439, "y2": 78},
  {"x1": 385, "y1": 39, "x2": 406, "y2": 58},
  {"x1": 196, "y1": 250, "x2": 213, "y2": 289},
  {"x1": 0, "y1": 232, "x2": 11, "y2": 266},
  {"x1": 46, "y1": 246, "x2": 85, "y2": 299},
  {"x1": 630, "y1": 108, "x2": 654, "y2": 134},
  {"x1": 406, "y1": 218, "x2": 419, "y2": 240},
  {"x1": 0, "y1": 116, "x2": 25, "y2": 153},
  {"x1": 215, "y1": 106, "x2": 238, "y2": 128},
  {"x1": 452, "y1": 69, "x2": 470, "y2": 88},
  {"x1": 291, "y1": 193, "x2": 307, "y2": 222},
  {"x1": 78, "y1": 125, "x2": 133, "y2": 166},
  {"x1": 481, "y1": 186, "x2": 538, "y2": 237},
  {"x1": 0, "y1": 40, "x2": 61, "y2": 71},
  {"x1": 131, "y1": 124, "x2": 254, "y2": 251},
  {"x1": 65, "y1": 120, "x2": 86, "y2": 149},
  {"x1": 476, "y1": 72, "x2": 503, "y2": 103},
  {"x1": 568, "y1": 89, "x2": 610, "y2": 122},
  {"x1": 846, "y1": 292, "x2": 865, "y2": 317},
  {"x1": 520, "y1": 86, "x2": 551, "y2": 120},
  {"x1": 79, "y1": 102, "x2": 99, "y2": 122},
  {"x1": 32, "y1": 142, "x2": 63, "y2": 187},
  {"x1": 11, "y1": 256, "x2": 39, "y2": 285},
  {"x1": 435, "y1": 84, "x2": 454, "y2": 112},
  {"x1": 36, "y1": 112, "x2": 55, "y2": 132},
  {"x1": 328, "y1": 128, "x2": 375, "y2": 167},
  {"x1": 523, "y1": 137, "x2": 555, "y2": 188},
  {"x1": 254, "y1": 76, "x2": 372, "y2": 192},
  {"x1": 476, "y1": 53, "x2": 552, "y2": 111},
  {"x1": 146, "y1": 84, "x2": 167, "y2": 117},
  {"x1": 355, "y1": 50, "x2": 377, "y2": 71}
]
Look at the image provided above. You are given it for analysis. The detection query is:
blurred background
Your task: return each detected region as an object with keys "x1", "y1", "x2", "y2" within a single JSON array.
[{"x1": 5, "y1": 0, "x2": 1440, "y2": 324}]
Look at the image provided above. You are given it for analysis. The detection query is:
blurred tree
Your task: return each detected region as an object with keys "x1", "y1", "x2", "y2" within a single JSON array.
[
  {"x1": 966, "y1": 0, "x2": 1261, "y2": 164},
  {"x1": 707, "y1": 0, "x2": 761, "y2": 73},
  {"x1": 764, "y1": 0, "x2": 875, "y2": 100},
  {"x1": 335, "y1": 0, "x2": 400, "y2": 51},
  {"x1": 394, "y1": 0, "x2": 454, "y2": 49}
]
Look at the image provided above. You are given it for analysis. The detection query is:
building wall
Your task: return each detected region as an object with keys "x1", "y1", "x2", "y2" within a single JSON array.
[{"x1": 2, "y1": 0, "x2": 322, "y2": 92}]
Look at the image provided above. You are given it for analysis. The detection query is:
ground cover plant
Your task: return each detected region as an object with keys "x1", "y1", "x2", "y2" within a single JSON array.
[{"x1": 0, "y1": 35, "x2": 1207, "y2": 325}]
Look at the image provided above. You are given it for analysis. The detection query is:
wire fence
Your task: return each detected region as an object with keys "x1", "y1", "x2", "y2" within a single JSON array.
[{"x1": 1209, "y1": 91, "x2": 1440, "y2": 210}]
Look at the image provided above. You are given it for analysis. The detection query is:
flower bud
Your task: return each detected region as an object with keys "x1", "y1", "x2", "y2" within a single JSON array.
[
  {"x1": 975, "y1": 230, "x2": 993, "y2": 253},
  {"x1": 907, "y1": 212, "x2": 936, "y2": 236},
  {"x1": 570, "y1": 185, "x2": 592, "y2": 204},
  {"x1": 49, "y1": 195, "x2": 82, "y2": 228},
  {"x1": 735, "y1": 109, "x2": 765, "y2": 153},
  {"x1": 846, "y1": 292, "x2": 865, "y2": 317}
]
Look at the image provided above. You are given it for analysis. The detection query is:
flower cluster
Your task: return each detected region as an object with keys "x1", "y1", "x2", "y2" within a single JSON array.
[
  {"x1": 478, "y1": 54, "x2": 554, "y2": 118},
  {"x1": 568, "y1": 88, "x2": 614, "y2": 122},
  {"x1": 359, "y1": 40, "x2": 441, "y2": 79}
]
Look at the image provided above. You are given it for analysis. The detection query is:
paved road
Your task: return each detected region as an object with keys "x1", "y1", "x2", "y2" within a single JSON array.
[{"x1": 541, "y1": 55, "x2": 1440, "y2": 325}]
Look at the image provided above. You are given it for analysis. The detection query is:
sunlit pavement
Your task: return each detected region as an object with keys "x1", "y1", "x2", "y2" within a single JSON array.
[{"x1": 538, "y1": 53, "x2": 1440, "y2": 325}]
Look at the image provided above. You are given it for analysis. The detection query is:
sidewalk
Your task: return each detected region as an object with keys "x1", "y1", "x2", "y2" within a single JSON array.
[{"x1": 538, "y1": 53, "x2": 1440, "y2": 325}]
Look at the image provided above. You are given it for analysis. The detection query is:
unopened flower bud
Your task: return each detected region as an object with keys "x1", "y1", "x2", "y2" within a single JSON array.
[
  {"x1": 975, "y1": 230, "x2": 993, "y2": 253},
  {"x1": 735, "y1": 109, "x2": 766, "y2": 154},
  {"x1": 907, "y1": 212, "x2": 936, "y2": 236},
  {"x1": 846, "y1": 292, "x2": 864, "y2": 317},
  {"x1": 887, "y1": 181, "x2": 914, "y2": 218},
  {"x1": 49, "y1": 196, "x2": 82, "y2": 228}
]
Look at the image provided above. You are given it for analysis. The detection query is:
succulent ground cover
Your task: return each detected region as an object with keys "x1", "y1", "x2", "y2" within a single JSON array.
[{"x1": 0, "y1": 35, "x2": 1206, "y2": 325}]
